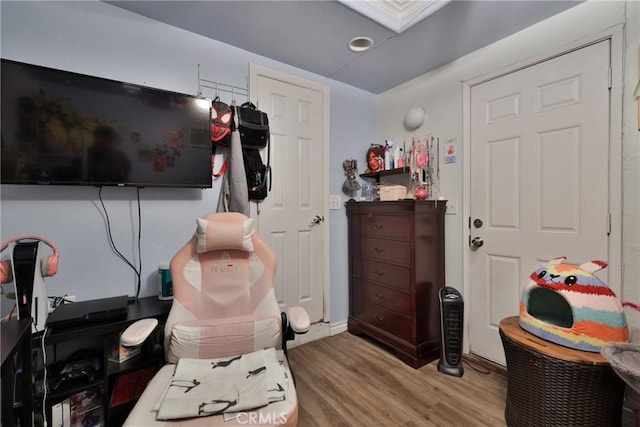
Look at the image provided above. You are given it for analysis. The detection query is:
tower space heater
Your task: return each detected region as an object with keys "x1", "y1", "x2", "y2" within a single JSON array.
[{"x1": 438, "y1": 286, "x2": 464, "y2": 377}]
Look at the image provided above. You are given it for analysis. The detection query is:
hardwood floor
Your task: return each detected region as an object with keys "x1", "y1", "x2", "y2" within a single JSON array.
[
  {"x1": 287, "y1": 332, "x2": 508, "y2": 427},
  {"x1": 289, "y1": 332, "x2": 638, "y2": 426}
]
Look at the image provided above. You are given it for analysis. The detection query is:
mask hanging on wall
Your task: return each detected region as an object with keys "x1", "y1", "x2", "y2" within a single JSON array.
[{"x1": 211, "y1": 97, "x2": 232, "y2": 147}]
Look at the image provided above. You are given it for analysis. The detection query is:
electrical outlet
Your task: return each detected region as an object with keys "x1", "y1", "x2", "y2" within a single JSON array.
[
  {"x1": 445, "y1": 199, "x2": 458, "y2": 215},
  {"x1": 329, "y1": 194, "x2": 342, "y2": 210}
]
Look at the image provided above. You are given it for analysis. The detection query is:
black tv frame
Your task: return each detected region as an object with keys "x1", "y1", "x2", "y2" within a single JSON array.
[{"x1": 1, "y1": 59, "x2": 213, "y2": 189}]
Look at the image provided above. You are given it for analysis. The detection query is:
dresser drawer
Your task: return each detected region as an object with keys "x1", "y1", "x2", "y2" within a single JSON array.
[
  {"x1": 360, "y1": 214, "x2": 411, "y2": 240},
  {"x1": 354, "y1": 257, "x2": 411, "y2": 291},
  {"x1": 361, "y1": 280, "x2": 411, "y2": 316},
  {"x1": 361, "y1": 236, "x2": 410, "y2": 265},
  {"x1": 354, "y1": 304, "x2": 413, "y2": 342}
]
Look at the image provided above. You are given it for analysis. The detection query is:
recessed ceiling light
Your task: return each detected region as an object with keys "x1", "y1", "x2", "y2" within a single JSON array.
[{"x1": 348, "y1": 36, "x2": 374, "y2": 52}]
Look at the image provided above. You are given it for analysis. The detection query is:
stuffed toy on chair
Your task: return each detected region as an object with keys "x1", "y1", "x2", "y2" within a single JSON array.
[{"x1": 519, "y1": 257, "x2": 629, "y2": 352}]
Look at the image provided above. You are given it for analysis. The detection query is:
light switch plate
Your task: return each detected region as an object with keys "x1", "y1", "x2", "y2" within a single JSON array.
[
  {"x1": 330, "y1": 194, "x2": 342, "y2": 210},
  {"x1": 445, "y1": 199, "x2": 458, "y2": 215}
]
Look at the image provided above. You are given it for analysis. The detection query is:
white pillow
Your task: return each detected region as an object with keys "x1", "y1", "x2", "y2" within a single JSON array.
[{"x1": 195, "y1": 216, "x2": 254, "y2": 253}]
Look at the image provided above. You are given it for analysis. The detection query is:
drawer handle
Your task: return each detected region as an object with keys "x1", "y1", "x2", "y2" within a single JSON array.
[
  {"x1": 374, "y1": 247, "x2": 384, "y2": 253},
  {"x1": 374, "y1": 270, "x2": 384, "y2": 277},
  {"x1": 375, "y1": 293, "x2": 384, "y2": 299},
  {"x1": 375, "y1": 315, "x2": 384, "y2": 322},
  {"x1": 372, "y1": 223, "x2": 383, "y2": 230}
]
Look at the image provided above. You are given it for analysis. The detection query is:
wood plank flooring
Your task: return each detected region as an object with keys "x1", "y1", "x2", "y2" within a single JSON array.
[
  {"x1": 287, "y1": 332, "x2": 508, "y2": 427},
  {"x1": 289, "y1": 332, "x2": 637, "y2": 426}
]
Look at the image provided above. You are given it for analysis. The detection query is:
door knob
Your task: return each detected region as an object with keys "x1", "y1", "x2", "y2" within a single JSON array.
[
  {"x1": 471, "y1": 237, "x2": 484, "y2": 248},
  {"x1": 309, "y1": 215, "x2": 324, "y2": 227}
]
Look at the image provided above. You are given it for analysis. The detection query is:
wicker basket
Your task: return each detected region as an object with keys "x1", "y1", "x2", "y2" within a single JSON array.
[{"x1": 500, "y1": 329, "x2": 625, "y2": 427}]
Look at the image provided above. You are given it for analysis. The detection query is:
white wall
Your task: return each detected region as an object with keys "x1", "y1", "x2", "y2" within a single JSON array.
[
  {"x1": 376, "y1": 0, "x2": 640, "y2": 328},
  {"x1": 0, "y1": 1, "x2": 377, "y2": 324},
  {"x1": 328, "y1": 86, "x2": 377, "y2": 326}
]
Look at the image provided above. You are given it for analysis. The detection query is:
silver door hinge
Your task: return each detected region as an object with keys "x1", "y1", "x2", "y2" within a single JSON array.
[
  {"x1": 608, "y1": 67, "x2": 612, "y2": 89},
  {"x1": 607, "y1": 212, "x2": 611, "y2": 235}
]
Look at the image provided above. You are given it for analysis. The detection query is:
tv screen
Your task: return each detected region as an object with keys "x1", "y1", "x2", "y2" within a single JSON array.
[{"x1": 1, "y1": 59, "x2": 212, "y2": 188}]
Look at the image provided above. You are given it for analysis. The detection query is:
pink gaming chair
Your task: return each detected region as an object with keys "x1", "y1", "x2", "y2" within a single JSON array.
[{"x1": 124, "y1": 212, "x2": 309, "y2": 426}]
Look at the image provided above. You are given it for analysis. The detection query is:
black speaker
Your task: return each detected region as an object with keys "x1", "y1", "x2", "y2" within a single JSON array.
[{"x1": 438, "y1": 286, "x2": 464, "y2": 377}]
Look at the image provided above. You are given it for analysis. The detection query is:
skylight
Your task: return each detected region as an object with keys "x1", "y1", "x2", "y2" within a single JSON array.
[{"x1": 339, "y1": 0, "x2": 452, "y2": 34}]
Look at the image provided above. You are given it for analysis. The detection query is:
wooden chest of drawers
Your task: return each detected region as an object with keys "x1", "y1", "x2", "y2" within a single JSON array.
[{"x1": 346, "y1": 200, "x2": 446, "y2": 368}]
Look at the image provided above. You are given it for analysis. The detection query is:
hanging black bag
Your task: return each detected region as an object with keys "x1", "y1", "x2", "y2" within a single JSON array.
[
  {"x1": 242, "y1": 146, "x2": 270, "y2": 201},
  {"x1": 235, "y1": 102, "x2": 269, "y2": 149}
]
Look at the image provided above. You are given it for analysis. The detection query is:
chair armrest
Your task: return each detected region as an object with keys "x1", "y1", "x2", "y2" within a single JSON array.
[
  {"x1": 288, "y1": 306, "x2": 310, "y2": 334},
  {"x1": 121, "y1": 318, "x2": 158, "y2": 347}
]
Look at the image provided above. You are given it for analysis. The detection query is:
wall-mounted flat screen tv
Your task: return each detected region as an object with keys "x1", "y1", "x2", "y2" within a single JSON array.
[{"x1": 1, "y1": 59, "x2": 212, "y2": 188}]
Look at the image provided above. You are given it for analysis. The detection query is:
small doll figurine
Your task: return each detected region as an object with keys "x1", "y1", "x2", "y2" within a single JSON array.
[
  {"x1": 365, "y1": 145, "x2": 385, "y2": 173},
  {"x1": 342, "y1": 158, "x2": 361, "y2": 198}
]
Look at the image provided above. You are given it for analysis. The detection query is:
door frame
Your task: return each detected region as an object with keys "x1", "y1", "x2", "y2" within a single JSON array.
[
  {"x1": 461, "y1": 25, "x2": 624, "y2": 355},
  {"x1": 249, "y1": 63, "x2": 331, "y2": 321}
]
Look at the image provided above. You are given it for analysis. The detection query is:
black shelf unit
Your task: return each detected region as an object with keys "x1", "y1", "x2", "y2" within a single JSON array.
[
  {"x1": 106, "y1": 361, "x2": 157, "y2": 425},
  {"x1": 34, "y1": 296, "x2": 171, "y2": 345},
  {"x1": 33, "y1": 296, "x2": 171, "y2": 426},
  {"x1": 1, "y1": 319, "x2": 32, "y2": 427},
  {"x1": 47, "y1": 378, "x2": 104, "y2": 403},
  {"x1": 360, "y1": 167, "x2": 409, "y2": 182},
  {"x1": 107, "y1": 350, "x2": 159, "y2": 377},
  {"x1": 107, "y1": 400, "x2": 137, "y2": 426}
]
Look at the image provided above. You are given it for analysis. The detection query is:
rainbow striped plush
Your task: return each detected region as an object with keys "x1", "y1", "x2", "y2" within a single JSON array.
[{"x1": 519, "y1": 257, "x2": 628, "y2": 352}]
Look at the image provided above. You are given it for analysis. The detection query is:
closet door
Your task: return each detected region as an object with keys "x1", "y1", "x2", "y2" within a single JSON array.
[{"x1": 250, "y1": 65, "x2": 328, "y2": 324}]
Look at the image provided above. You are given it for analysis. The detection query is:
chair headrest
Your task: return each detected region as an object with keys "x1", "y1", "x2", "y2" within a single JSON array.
[{"x1": 195, "y1": 213, "x2": 255, "y2": 253}]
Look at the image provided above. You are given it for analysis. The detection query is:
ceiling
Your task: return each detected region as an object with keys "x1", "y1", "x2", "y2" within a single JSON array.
[{"x1": 106, "y1": 1, "x2": 582, "y2": 94}]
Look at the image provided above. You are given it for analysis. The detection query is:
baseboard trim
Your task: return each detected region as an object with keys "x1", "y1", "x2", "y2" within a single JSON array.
[
  {"x1": 287, "y1": 321, "x2": 348, "y2": 349},
  {"x1": 330, "y1": 321, "x2": 348, "y2": 336},
  {"x1": 465, "y1": 353, "x2": 507, "y2": 377},
  {"x1": 288, "y1": 322, "x2": 329, "y2": 349}
]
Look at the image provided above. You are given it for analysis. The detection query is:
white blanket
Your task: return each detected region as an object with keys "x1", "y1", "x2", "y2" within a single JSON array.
[{"x1": 156, "y1": 348, "x2": 287, "y2": 420}]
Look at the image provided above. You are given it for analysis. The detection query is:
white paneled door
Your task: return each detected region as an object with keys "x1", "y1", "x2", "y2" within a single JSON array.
[
  {"x1": 250, "y1": 65, "x2": 327, "y2": 323},
  {"x1": 469, "y1": 41, "x2": 611, "y2": 364}
]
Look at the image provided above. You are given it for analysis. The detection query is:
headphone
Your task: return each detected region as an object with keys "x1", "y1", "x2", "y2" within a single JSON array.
[{"x1": 0, "y1": 235, "x2": 59, "y2": 284}]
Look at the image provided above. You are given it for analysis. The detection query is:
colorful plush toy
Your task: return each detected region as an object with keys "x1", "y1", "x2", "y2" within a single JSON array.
[{"x1": 519, "y1": 256, "x2": 629, "y2": 352}]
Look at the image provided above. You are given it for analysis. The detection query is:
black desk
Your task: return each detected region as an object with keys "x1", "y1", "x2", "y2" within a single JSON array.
[
  {"x1": 2, "y1": 318, "x2": 33, "y2": 427},
  {"x1": 33, "y1": 296, "x2": 172, "y2": 426},
  {"x1": 37, "y1": 295, "x2": 172, "y2": 345}
]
